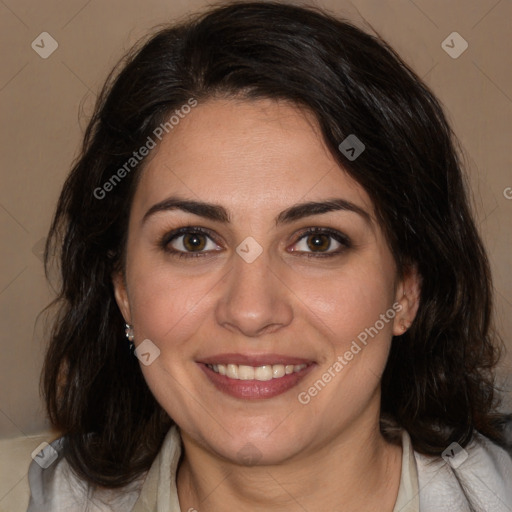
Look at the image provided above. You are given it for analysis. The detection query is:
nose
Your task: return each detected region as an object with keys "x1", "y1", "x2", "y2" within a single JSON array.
[{"x1": 215, "y1": 249, "x2": 294, "y2": 338}]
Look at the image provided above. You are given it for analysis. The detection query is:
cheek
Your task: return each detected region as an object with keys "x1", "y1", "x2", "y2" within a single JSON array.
[
  {"x1": 299, "y1": 262, "x2": 397, "y2": 349},
  {"x1": 300, "y1": 269, "x2": 397, "y2": 418},
  {"x1": 126, "y1": 256, "x2": 214, "y2": 347}
]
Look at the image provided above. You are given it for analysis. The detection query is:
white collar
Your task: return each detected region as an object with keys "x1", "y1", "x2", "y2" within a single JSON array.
[
  {"x1": 132, "y1": 426, "x2": 512, "y2": 512},
  {"x1": 28, "y1": 425, "x2": 511, "y2": 511},
  {"x1": 132, "y1": 426, "x2": 422, "y2": 512}
]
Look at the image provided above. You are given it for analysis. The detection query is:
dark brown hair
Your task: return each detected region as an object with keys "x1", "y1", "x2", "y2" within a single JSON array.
[{"x1": 43, "y1": 0, "x2": 507, "y2": 488}]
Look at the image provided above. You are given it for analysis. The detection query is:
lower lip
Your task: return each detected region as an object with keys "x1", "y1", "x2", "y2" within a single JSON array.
[{"x1": 198, "y1": 363, "x2": 316, "y2": 399}]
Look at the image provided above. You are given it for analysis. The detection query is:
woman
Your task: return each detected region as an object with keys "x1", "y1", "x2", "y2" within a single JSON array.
[{"x1": 28, "y1": 2, "x2": 512, "y2": 511}]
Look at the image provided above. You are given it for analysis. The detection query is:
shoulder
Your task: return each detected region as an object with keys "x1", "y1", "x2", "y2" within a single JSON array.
[
  {"x1": 413, "y1": 433, "x2": 512, "y2": 511},
  {"x1": 27, "y1": 437, "x2": 145, "y2": 512},
  {"x1": 0, "y1": 432, "x2": 57, "y2": 512}
]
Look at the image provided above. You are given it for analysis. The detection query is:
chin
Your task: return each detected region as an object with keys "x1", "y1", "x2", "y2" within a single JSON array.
[{"x1": 201, "y1": 421, "x2": 312, "y2": 466}]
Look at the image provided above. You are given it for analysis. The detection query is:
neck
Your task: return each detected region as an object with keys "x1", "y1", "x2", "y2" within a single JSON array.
[{"x1": 176, "y1": 413, "x2": 402, "y2": 512}]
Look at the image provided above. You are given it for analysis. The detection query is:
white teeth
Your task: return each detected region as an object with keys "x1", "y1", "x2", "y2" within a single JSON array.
[
  {"x1": 226, "y1": 364, "x2": 238, "y2": 379},
  {"x1": 273, "y1": 365, "x2": 285, "y2": 378},
  {"x1": 254, "y1": 365, "x2": 273, "y2": 381},
  {"x1": 238, "y1": 365, "x2": 254, "y2": 380},
  {"x1": 207, "y1": 363, "x2": 307, "y2": 380}
]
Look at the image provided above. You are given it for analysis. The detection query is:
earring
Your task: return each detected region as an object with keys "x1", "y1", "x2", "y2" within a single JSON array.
[
  {"x1": 125, "y1": 323, "x2": 135, "y2": 352},
  {"x1": 400, "y1": 320, "x2": 409, "y2": 333}
]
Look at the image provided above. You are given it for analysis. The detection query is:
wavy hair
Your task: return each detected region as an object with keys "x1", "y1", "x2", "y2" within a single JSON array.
[{"x1": 42, "y1": 0, "x2": 507, "y2": 488}]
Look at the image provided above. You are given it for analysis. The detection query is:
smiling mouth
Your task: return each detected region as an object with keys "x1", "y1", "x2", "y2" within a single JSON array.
[
  {"x1": 199, "y1": 359, "x2": 315, "y2": 399},
  {"x1": 206, "y1": 363, "x2": 308, "y2": 381}
]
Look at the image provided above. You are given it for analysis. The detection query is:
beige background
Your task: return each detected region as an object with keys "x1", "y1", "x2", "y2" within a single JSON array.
[{"x1": 1, "y1": 0, "x2": 511, "y2": 441}]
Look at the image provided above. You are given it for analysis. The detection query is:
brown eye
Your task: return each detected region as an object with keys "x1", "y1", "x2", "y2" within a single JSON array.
[
  {"x1": 162, "y1": 228, "x2": 221, "y2": 257},
  {"x1": 290, "y1": 228, "x2": 351, "y2": 257},
  {"x1": 306, "y1": 234, "x2": 331, "y2": 252},
  {"x1": 182, "y1": 233, "x2": 207, "y2": 251}
]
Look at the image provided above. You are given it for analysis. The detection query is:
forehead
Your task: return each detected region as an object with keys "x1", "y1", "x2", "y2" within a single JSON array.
[{"x1": 132, "y1": 98, "x2": 374, "y2": 221}]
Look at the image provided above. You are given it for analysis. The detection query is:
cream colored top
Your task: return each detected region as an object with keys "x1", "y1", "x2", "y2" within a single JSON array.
[
  {"x1": 129, "y1": 427, "x2": 420, "y2": 512},
  {"x1": 393, "y1": 429, "x2": 420, "y2": 512},
  {"x1": 27, "y1": 426, "x2": 512, "y2": 511}
]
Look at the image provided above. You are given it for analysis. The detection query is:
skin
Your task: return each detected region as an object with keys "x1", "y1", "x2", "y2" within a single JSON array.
[{"x1": 113, "y1": 98, "x2": 421, "y2": 511}]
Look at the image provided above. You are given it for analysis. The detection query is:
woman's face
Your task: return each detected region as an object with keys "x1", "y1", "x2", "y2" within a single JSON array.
[{"x1": 114, "y1": 98, "x2": 419, "y2": 465}]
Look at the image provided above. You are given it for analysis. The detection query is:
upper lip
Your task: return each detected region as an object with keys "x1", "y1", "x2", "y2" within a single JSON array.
[{"x1": 198, "y1": 353, "x2": 315, "y2": 366}]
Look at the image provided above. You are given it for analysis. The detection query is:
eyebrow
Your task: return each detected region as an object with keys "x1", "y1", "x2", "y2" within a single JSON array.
[{"x1": 142, "y1": 196, "x2": 372, "y2": 226}]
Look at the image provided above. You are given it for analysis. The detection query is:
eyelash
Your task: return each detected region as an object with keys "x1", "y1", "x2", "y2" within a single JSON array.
[{"x1": 159, "y1": 226, "x2": 352, "y2": 259}]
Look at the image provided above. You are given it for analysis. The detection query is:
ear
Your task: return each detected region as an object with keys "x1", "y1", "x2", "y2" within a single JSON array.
[
  {"x1": 392, "y1": 264, "x2": 421, "y2": 336},
  {"x1": 112, "y1": 270, "x2": 132, "y2": 324}
]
